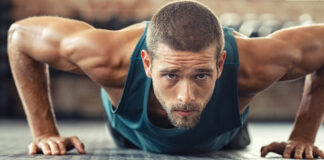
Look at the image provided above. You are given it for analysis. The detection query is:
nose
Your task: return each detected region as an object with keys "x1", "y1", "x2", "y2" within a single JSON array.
[{"x1": 177, "y1": 80, "x2": 195, "y2": 103}]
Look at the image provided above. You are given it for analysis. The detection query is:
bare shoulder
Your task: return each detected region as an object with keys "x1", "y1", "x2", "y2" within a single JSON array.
[
  {"x1": 61, "y1": 22, "x2": 146, "y2": 87},
  {"x1": 14, "y1": 16, "x2": 94, "y2": 33},
  {"x1": 11, "y1": 16, "x2": 146, "y2": 87},
  {"x1": 235, "y1": 31, "x2": 298, "y2": 96},
  {"x1": 10, "y1": 16, "x2": 147, "y2": 108},
  {"x1": 235, "y1": 24, "x2": 324, "y2": 96}
]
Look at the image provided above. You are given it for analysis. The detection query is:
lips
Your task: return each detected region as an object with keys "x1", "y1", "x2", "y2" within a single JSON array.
[{"x1": 175, "y1": 110, "x2": 196, "y2": 117}]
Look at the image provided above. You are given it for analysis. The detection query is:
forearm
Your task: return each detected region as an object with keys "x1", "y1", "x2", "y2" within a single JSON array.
[
  {"x1": 289, "y1": 68, "x2": 324, "y2": 143},
  {"x1": 8, "y1": 27, "x2": 59, "y2": 139}
]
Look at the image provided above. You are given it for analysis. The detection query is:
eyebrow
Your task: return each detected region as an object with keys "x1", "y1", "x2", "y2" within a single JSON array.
[
  {"x1": 160, "y1": 69, "x2": 181, "y2": 73},
  {"x1": 159, "y1": 68, "x2": 214, "y2": 73},
  {"x1": 195, "y1": 68, "x2": 214, "y2": 73}
]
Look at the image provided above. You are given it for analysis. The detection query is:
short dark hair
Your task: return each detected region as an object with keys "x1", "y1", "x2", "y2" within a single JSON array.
[{"x1": 146, "y1": 0, "x2": 224, "y2": 60}]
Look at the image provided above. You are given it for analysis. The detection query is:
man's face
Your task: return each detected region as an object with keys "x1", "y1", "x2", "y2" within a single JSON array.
[{"x1": 141, "y1": 43, "x2": 226, "y2": 129}]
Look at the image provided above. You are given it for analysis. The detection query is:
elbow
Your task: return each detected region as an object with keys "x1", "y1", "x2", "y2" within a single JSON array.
[
  {"x1": 60, "y1": 37, "x2": 78, "y2": 59},
  {"x1": 7, "y1": 24, "x2": 17, "y2": 46},
  {"x1": 7, "y1": 23, "x2": 23, "y2": 54}
]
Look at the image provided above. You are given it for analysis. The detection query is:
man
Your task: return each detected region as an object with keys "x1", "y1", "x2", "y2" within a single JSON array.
[{"x1": 7, "y1": 0, "x2": 324, "y2": 159}]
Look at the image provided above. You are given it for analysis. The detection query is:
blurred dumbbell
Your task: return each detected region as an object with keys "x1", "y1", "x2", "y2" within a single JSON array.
[
  {"x1": 220, "y1": 12, "x2": 242, "y2": 31},
  {"x1": 280, "y1": 14, "x2": 313, "y2": 30},
  {"x1": 258, "y1": 14, "x2": 282, "y2": 37},
  {"x1": 239, "y1": 14, "x2": 261, "y2": 37},
  {"x1": 299, "y1": 13, "x2": 314, "y2": 26},
  {"x1": 281, "y1": 21, "x2": 299, "y2": 29}
]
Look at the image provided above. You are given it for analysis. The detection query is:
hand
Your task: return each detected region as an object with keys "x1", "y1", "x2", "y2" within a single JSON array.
[
  {"x1": 28, "y1": 135, "x2": 86, "y2": 155},
  {"x1": 261, "y1": 140, "x2": 324, "y2": 159}
]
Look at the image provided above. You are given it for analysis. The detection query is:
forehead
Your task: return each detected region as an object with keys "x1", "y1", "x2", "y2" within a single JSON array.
[{"x1": 153, "y1": 43, "x2": 217, "y2": 68}]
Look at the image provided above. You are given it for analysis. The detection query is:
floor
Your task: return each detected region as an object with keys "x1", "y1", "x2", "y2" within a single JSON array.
[{"x1": 0, "y1": 120, "x2": 323, "y2": 160}]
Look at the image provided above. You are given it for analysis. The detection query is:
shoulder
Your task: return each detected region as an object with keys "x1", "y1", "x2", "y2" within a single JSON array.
[
  {"x1": 61, "y1": 22, "x2": 147, "y2": 86},
  {"x1": 62, "y1": 22, "x2": 146, "y2": 55},
  {"x1": 234, "y1": 31, "x2": 298, "y2": 95}
]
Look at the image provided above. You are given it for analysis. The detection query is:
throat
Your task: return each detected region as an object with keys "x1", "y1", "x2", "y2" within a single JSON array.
[{"x1": 147, "y1": 90, "x2": 174, "y2": 128}]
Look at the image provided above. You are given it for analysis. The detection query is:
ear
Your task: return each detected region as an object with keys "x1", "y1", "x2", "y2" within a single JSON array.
[
  {"x1": 141, "y1": 49, "x2": 153, "y2": 78},
  {"x1": 216, "y1": 51, "x2": 227, "y2": 78}
]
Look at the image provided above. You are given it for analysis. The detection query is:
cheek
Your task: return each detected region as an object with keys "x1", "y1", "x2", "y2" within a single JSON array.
[
  {"x1": 194, "y1": 81, "x2": 216, "y2": 100},
  {"x1": 152, "y1": 77, "x2": 171, "y2": 97},
  {"x1": 152, "y1": 78, "x2": 178, "y2": 106}
]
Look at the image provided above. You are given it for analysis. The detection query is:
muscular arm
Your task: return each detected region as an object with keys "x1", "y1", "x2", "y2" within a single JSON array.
[
  {"x1": 273, "y1": 24, "x2": 324, "y2": 159},
  {"x1": 8, "y1": 16, "x2": 143, "y2": 155},
  {"x1": 8, "y1": 16, "x2": 95, "y2": 155},
  {"x1": 7, "y1": 16, "x2": 117, "y2": 155},
  {"x1": 245, "y1": 24, "x2": 324, "y2": 158}
]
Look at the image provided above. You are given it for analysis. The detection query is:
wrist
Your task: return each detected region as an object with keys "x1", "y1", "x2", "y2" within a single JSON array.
[
  {"x1": 34, "y1": 131, "x2": 60, "y2": 141},
  {"x1": 289, "y1": 127, "x2": 315, "y2": 144},
  {"x1": 31, "y1": 122, "x2": 60, "y2": 140}
]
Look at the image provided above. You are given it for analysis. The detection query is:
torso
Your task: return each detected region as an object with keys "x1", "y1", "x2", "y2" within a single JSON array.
[{"x1": 98, "y1": 23, "x2": 280, "y2": 123}]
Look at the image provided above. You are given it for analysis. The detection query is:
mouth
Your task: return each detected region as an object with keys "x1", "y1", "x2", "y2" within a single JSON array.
[{"x1": 175, "y1": 110, "x2": 196, "y2": 117}]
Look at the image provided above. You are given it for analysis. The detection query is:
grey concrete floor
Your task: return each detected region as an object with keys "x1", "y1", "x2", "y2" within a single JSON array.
[{"x1": 0, "y1": 120, "x2": 324, "y2": 160}]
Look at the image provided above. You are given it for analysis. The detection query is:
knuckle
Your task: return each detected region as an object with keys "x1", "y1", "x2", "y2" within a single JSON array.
[
  {"x1": 269, "y1": 142, "x2": 278, "y2": 146},
  {"x1": 57, "y1": 139, "x2": 64, "y2": 143},
  {"x1": 47, "y1": 140, "x2": 54, "y2": 144},
  {"x1": 280, "y1": 142, "x2": 287, "y2": 145},
  {"x1": 296, "y1": 145, "x2": 303, "y2": 151},
  {"x1": 285, "y1": 146, "x2": 292, "y2": 150},
  {"x1": 59, "y1": 142, "x2": 66, "y2": 146},
  {"x1": 39, "y1": 142, "x2": 45, "y2": 147},
  {"x1": 28, "y1": 143, "x2": 34, "y2": 148},
  {"x1": 261, "y1": 146, "x2": 266, "y2": 151}
]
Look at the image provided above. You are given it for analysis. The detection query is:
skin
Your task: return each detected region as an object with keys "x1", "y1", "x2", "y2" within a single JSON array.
[
  {"x1": 142, "y1": 43, "x2": 226, "y2": 129},
  {"x1": 7, "y1": 16, "x2": 324, "y2": 158}
]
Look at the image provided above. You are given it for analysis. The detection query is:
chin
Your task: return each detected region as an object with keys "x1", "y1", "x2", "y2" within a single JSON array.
[
  {"x1": 173, "y1": 121, "x2": 198, "y2": 129},
  {"x1": 170, "y1": 114, "x2": 200, "y2": 129}
]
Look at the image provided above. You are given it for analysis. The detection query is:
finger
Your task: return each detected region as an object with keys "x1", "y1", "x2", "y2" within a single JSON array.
[
  {"x1": 48, "y1": 141, "x2": 60, "y2": 155},
  {"x1": 283, "y1": 144, "x2": 295, "y2": 158},
  {"x1": 58, "y1": 141, "x2": 66, "y2": 155},
  {"x1": 294, "y1": 145, "x2": 305, "y2": 159},
  {"x1": 314, "y1": 147, "x2": 324, "y2": 158},
  {"x1": 39, "y1": 142, "x2": 51, "y2": 155},
  {"x1": 261, "y1": 142, "x2": 283, "y2": 157},
  {"x1": 71, "y1": 137, "x2": 86, "y2": 154},
  {"x1": 305, "y1": 145, "x2": 313, "y2": 159},
  {"x1": 261, "y1": 145, "x2": 272, "y2": 157},
  {"x1": 261, "y1": 146, "x2": 267, "y2": 157},
  {"x1": 28, "y1": 143, "x2": 37, "y2": 155}
]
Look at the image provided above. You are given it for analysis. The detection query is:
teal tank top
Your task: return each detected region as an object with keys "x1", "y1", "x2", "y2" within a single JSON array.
[{"x1": 101, "y1": 21, "x2": 249, "y2": 154}]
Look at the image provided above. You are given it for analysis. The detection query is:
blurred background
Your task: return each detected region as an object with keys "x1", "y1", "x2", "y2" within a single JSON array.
[{"x1": 0, "y1": 0, "x2": 323, "y2": 121}]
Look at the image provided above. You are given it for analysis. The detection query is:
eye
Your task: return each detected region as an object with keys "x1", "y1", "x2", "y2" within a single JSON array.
[
  {"x1": 196, "y1": 74, "x2": 207, "y2": 80},
  {"x1": 166, "y1": 74, "x2": 177, "y2": 80}
]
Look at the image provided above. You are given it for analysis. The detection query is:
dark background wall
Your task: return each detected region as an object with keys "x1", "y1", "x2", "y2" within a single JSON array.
[{"x1": 1, "y1": 0, "x2": 323, "y2": 121}]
